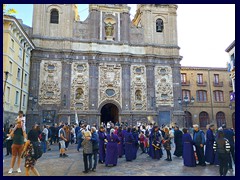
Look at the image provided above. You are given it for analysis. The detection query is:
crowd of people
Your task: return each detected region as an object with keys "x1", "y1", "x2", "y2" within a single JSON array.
[{"x1": 3, "y1": 111, "x2": 235, "y2": 176}]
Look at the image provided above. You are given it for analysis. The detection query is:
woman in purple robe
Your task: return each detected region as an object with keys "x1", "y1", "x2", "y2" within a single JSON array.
[
  {"x1": 132, "y1": 127, "x2": 139, "y2": 160},
  {"x1": 124, "y1": 127, "x2": 134, "y2": 161},
  {"x1": 98, "y1": 126, "x2": 107, "y2": 164},
  {"x1": 182, "y1": 128, "x2": 196, "y2": 167},
  {"x1": 205, "y1": 124, "x2": 215, "y2": 164},
  {"x1": 105, "y1": 129, "x2": 120, "y2": 166},
  {"x1": 117, "y1": 126, "x2": 124, "y2": 158}
]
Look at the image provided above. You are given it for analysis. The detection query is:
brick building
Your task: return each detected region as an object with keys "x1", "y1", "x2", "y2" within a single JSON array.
[{"x1": 180, "y1": 66, "x2": 235, "y2": 129}]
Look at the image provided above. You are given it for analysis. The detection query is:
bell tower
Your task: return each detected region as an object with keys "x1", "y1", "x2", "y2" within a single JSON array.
[
  {"x1": 133, "y1": 4, "x2": 178, "y2": 45},
  {"x1": 32, "y1": 4, "x2": 79, "y2": 39}
]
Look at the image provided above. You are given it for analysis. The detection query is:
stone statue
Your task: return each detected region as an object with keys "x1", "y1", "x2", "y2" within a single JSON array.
[
  {"x1": 105, "y1": 22, "x2": 114, "y2": 36},
  {"x1": 136, "y1": 90, "x2": 142, "y2": 101},
  {"x1": 76, "y1": 88, "x2": 84, "y2": 99}
]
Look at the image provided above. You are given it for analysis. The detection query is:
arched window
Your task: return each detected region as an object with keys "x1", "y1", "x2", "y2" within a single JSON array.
[
  {"x1": 75, "y1": 88, "x2": 83, "y2": 100},
  {"x1": 216, "y1": 111, "x2": 226, "y2": 127},
  {"x1": 185, "y1": 111, "x2": 193, "y2": 128},
  {"x1": 50, "y1": 9, "x2": 59, "y2": 24},
  {"x1": 156, "y1": 18, "x2": 164, "y2": 32},
  {"x1": 199, "y1": 111, "x2": 209, "y2": 128},
  {"x1": 135, "y1": 90, "x2": 142, "y2": 101},
  {"x1": 232, "y1": 112, "x2": 235, "y2": 130}
]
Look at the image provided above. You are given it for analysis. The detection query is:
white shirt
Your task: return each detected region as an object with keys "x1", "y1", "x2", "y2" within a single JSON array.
[
  {"x1": 43, "y1": 128, "x2": 48, "y2": 141},
  {"x1": 107, "y1": 123, "x2": 110, "y2": 128}
]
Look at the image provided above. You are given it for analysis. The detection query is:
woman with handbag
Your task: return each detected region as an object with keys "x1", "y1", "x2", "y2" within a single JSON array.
[{"x1": 163, "y1": 128, "x2": 172, "y2": 161}]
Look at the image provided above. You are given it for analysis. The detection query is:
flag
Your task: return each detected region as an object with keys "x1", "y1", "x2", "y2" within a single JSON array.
[{"x1": 75, "y1": 111, "x2": 79, "y2": 125}]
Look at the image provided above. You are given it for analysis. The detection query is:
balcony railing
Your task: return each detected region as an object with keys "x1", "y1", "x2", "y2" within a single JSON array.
[
  {"x1": 213, "y1": 81, "x2": 223, "y2": 87},
  {"x1": 196, "y1": 81, "x2": 207, "y2": 87},
  {"x1": 181, "y1": 81, "x2": 190, "y2": 86}
]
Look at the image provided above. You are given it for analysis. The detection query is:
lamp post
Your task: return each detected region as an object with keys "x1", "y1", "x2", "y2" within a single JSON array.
[{"x1": 178, "y1": 95, "x2": 194, "y2": 128}]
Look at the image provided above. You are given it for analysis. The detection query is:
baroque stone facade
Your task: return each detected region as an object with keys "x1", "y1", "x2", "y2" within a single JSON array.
[{"x1": 25, "y1": 4, "x2": 184, "y2": 130}]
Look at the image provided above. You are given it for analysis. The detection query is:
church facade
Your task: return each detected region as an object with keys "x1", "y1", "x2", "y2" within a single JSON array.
[{"x1": 26, "y1": 4, "x2": 184, "y2": 129}]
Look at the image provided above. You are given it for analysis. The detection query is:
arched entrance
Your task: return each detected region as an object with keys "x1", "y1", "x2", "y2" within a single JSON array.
[
  {"x1": 216, "y1": 111, "x2": 226, "y2": 128},
  {"x1": 100, "y1": 103, "x2": 119, "y2": 124}
]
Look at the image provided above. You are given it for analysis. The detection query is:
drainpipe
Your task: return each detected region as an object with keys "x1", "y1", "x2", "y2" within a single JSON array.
[{"x1": 208, "y1": 69, "x2": 214, "y2": 122}]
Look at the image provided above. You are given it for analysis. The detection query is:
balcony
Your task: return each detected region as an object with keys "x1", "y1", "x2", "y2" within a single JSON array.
[
  {"x1": 213, "y1": 81, "x2": 223, "y2": 87},
  {"x1": 196, "y1": 81, "x2": 207, "y2": 87},
  {"x1": 181, "y1": 81, "x2": 190, "y2": 86}
]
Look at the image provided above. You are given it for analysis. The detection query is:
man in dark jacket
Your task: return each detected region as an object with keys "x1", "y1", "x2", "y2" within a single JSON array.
[
  {"x1": 193, "y1": 124, "x2": 206, "y2": 166},
  {"x1": 222, "y1": 124, "x2": 235, "y2": 170},
  {"x1": 213, "y1": 130, "x2": 231, "y2": 176},
  {"x1": 90, "y1": 127, "x2": 99, "y2": 172}
]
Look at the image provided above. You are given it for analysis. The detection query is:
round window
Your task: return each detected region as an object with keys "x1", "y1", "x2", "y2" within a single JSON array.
[{"x1": 106, "y1": 89, "x2": 115, "y2": 97}]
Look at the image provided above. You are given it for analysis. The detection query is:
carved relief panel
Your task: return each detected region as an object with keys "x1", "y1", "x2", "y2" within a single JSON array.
[
  {"x1": 99, "y1": 63, "x2": 122, "y2": 107},
  {"x1": 39, "y1": 61, "x2": 62, "y2": 105},
  {"x1": 155, "y1": 66, "x2": 174, "y2": 106},
  {"x1": 70, "y1": 63, "x2": 89, "y2": 111},
  {"x1": 131, "y1": 65, "x2": 147, "y2": 110}
]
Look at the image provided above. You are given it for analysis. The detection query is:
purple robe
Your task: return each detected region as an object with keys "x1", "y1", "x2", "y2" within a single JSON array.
[
  {"x1": 98, "y1": 131, "x2": 106, "y2": 162},
  {"x1": 124, "y1": 132, "x2": 134, "y2": 161},
  {"x1": 132, "y1": 131, "x2": 139, "y2": 160},
  {"x1": 105, "y1": 134, "x2": 120, "y2": 165},
  {"x1": 117, "y1": 131, "x2": 124, "y2": 157},
  {"x1": 122, "y1": 129, "x2": 127, "y2": 155},
  {"x1": 205, "y1": 129, "x2": 215, "y2": 164},
  {"x1": 149, "y1": 130, "x2": 163, "y2": 159},
  {"x1": 182, "y1": 133, "x2": 196, "y2": 167}
]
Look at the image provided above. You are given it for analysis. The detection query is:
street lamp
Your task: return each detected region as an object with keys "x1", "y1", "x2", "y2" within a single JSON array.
[{"x1": 178, "y1": 95, "x2": 195, "y2": 127}]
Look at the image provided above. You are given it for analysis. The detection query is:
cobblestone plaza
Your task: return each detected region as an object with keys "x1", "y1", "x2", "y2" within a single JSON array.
[{"x1": 3, "y1": 143, "x2": 235, "y2": 176}]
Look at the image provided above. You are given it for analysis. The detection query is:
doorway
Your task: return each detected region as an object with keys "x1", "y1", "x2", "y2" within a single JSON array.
[{"x1": 100, "y1": 103, "x2": 119, "y2": 124}]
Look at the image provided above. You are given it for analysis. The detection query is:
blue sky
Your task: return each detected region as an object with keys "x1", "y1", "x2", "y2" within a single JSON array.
[{"x1": 6, "y1": 4, "x2": 235, "y2": 68}]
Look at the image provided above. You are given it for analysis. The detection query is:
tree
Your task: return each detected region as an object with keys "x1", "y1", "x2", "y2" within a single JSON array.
[{"x1": 3, "y1": 4, "x2": 17, "y2": 15}]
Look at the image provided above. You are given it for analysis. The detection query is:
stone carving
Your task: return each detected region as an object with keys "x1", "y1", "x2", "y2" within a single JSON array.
[
  {"x1": 131, "y1": 65, "x2": 147, "y2": 110},
  {"x1": 99, "y1": 63, "x2": 121, "y2": 107},
  {"x1": 70, "y1": 62, "x2": 89, "y2": 111},
  {"x1": 39, "y1": 61, "x2": 62, "y2": 105},
  {"x1": 155, "y1": 66, "x2": 174, "y2": 106}
]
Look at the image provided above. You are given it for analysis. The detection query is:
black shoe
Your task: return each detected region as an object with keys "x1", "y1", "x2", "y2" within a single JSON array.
[
  {"x1": 5, "y1": 154, "x2": 9, "y2": 156},
  {"x1": 59, "y1": 154, "x2": 63, "y2": 158},
  {"x1": 92, "y1": 168, "x2": 96, "y2": 172},
  {"x1": 63, "y1": 154, "x2": 69, "y2": 158},
  {"x1": 165, "y1": 158, "x2": 169, "y2": 161},
  {"x1": 169, "y1": 159, "x2": 172, "y2": 161},
  {"x1": 201, "y1": 163, "x2": 206, "y2": 166},
  {"x1": 113, "y1": 164, "x2": 116, "y2": 166},
  {"x1": 82, "y1": 171, "x2": 89, "y2": 174},
  {"x1": 99, "y1": 160, "x2": 103, "y2": 164}
]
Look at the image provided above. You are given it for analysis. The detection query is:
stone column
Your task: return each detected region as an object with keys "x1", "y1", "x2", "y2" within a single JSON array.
[
  {"x1": 121, "y1": 62, "x2": 131, "y2": 111},
  {"x1": 120, "y1": 12, "x2": 130, "y2": 43},
  {"x1": 171, "y1": 62, "x2": 185, "y2": 126},
  {"x1": 26, "y1": 57, "x2": 41, "y2": 130},
  {"x1": 61, "y1": 60, "x2": 71, "y2": 110},
  {"x1": 88, "y1": 60, "x2": 99, "y2": 110},
  {"x1": 89, "y1": 9, "x2": 100, "y2": 41},
  {"x1": 146, "y1": 64, "x2": 155, "y2": 111}
]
